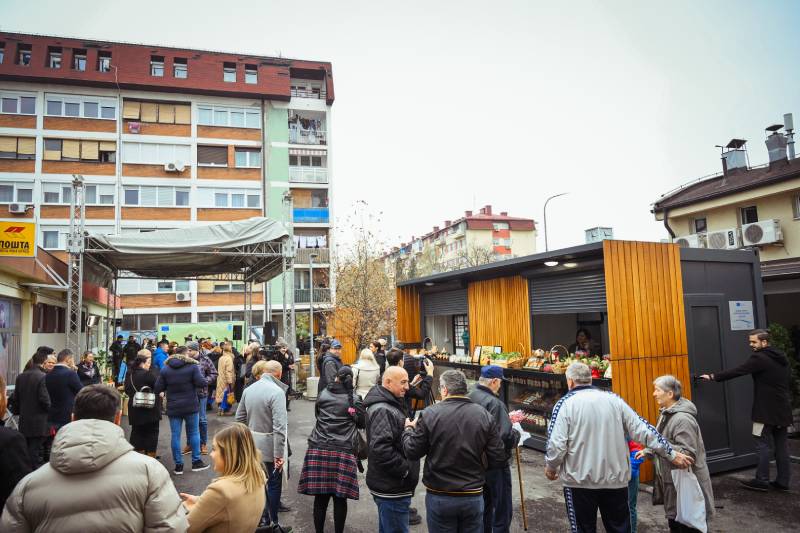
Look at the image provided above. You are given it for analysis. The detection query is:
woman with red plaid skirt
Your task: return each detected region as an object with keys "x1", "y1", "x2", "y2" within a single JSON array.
[{"x1": 298, "y1": 366, "x2": 366, "y2": 533}]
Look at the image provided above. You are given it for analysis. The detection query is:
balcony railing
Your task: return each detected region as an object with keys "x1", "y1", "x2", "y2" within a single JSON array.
[
  {"x1": 290, "y1": 88, "x2": 327, "y2": 100},
  {"x1": 289, "y1": 166, "x2": 328, "y2": 184},
  {"x1": 293, "y1": 207, "x2": 329, "y2": 223},
  {"x1": 294, "y1": 288, "x2": 331, "y2": 303},
  {"x1": 289, "y1": 129, "x2": 327, "y2": 145},
  {"x1": 295, "y1": 248, "x2": 330, "y2": 264}
]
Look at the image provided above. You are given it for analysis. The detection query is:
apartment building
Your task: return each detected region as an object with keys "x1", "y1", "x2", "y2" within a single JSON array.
[
  {"x1": 0, "y1": 32, "x2": 334, "y2": 340},
  {"x1": 652, "y1": 114, "x2": 799, "y2": 334},
  {"x1": 387, "y1": 205, "x2": 537, "y2": 282}
]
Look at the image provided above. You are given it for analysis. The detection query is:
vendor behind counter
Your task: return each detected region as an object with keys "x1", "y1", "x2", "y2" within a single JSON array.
[{"x1": 568, "y1": 328, "x2": 602, "y2": 357}]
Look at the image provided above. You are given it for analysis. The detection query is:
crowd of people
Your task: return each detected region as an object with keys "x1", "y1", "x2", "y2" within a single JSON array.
[{"x1": 0, "y1": 327, "x2": 793, "y2": 532}]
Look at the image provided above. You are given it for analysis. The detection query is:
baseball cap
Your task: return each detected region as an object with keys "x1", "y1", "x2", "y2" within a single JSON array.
[
  {"x1": 331, "y1": 339, "x2": 343, "y2": 349},
  {"x1": 480, "y1": 365, "x2": 508, "y2": 381},
  {"x1": 186, "y1": 340, "x2": 199, "y2": 351}
]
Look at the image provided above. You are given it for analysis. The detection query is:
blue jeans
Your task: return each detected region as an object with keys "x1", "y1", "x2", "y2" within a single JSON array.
[
  {"x1": 170, "y1": 413, "x2": 200, "y2": 465},
  {"x1": 188, "y1": 397, "x2": 208, "y2": 446},
  {"x1": 262, "y1": 461, "x2": 283, "y2": 525},
  {"x1": 426, "y1": 492, "x2": 483, "y2": 533},
  {"x1": 483, "y1": 466, "x2": 512, "y2": 533},
  {"x1": 373, "y1": 495, "x2": 411, "y2": 533},
  {"x1": 628, "y1": 472, "x2": 639, "y2": 533}
]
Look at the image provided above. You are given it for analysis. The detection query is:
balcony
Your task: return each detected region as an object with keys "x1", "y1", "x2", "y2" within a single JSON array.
[
  {"x1": 296, "y1": 248, "x2": 330, "y2": 264},
  {"x1": 293, "y1": 207, "x2": 329, "y2": 224},
  {"x1": 289, "y1": 166, "x2": 328, "y2": 184},
  {"x1": 290, "y1": 88, "x2": 327, "y2": 100},
  {"x1": 294, "y1": 288, "x2": 331, "y2": 303},
  {"x1": 289, "y1": 128, "x2": 327, "y2": 145}
]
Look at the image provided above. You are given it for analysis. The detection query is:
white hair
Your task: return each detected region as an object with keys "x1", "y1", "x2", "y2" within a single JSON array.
[
  {"x1": 565, "y1": 362, "x2": 592, "y2": 385},
  {"x1": 653, "y1": 375, "x2": 682, "y2": 400},
  {"x1": 358, "y1": 348, "x2": 377, "y2": 365}
]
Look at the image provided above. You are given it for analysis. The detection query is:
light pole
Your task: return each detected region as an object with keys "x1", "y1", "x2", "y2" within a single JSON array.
[
  {"x1": 309, "y1": 252, "x2": 318, "y2": 377},
  {"x1": 543, "y1": 192, "x2": 568, "y2": 251}
]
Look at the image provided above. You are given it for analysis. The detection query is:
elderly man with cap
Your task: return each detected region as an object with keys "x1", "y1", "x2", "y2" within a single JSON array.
[
  {"x1": 469, "y1": 365, "x2": 520, "y2": 533},
  {"x1": 316, "y1": 339, "x2": 344, "y2": 396}
]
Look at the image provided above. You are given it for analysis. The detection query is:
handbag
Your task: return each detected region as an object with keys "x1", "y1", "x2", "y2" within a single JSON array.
[
  {"x1": 129, "y1": 373, "x2": 157, "y2": 409},
  {"x1": 354, "y1": 427, "x2": 368, "y2": 460},
  {"x1": 671, "y1": 467, "x2": 707, "y2": 532}
]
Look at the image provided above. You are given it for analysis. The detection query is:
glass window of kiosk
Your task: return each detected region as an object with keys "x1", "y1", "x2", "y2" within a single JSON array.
[{"x1": 531, "y1": 312, "x2": 609, "y2": 355}]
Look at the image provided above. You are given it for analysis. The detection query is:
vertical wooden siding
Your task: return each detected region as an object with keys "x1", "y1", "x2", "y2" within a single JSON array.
[
  {"x1": 603, "y1": 240, "x2": 690, "y2": 481},
  {"x1": 396, "y1": 286, "x2": 421, "y2": 343},
  {"x1": 467, "y1": 276, "x2": 531, "y2": 354}
]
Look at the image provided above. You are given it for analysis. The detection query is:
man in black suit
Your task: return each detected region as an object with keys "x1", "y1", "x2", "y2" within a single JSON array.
[
  {"x1": 44, "y1": 349, "x2": 83, "y2": 460},
  {"x1": 12, "y1": 351, "x2": 51, "y2": 467}
]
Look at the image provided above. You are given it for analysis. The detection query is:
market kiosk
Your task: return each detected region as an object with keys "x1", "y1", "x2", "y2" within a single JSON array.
[{"x1": 396, "y1": 240, "x2": 765, "y2": 480}]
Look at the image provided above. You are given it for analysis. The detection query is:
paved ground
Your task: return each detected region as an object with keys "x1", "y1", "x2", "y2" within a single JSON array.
[{"x1": 125, "y1": 399, "x2": 800, "y2": 532}]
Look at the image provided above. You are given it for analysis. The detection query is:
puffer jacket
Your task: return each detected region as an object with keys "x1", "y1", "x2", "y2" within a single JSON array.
[
  {"x1": 155, "y1": 354, "x2": 206, "y2": 417},
  {"x1": 648, "y1": 398, "x2": 715, "y2": 523},
  {"x1": 0, "y1": 418, "x2": 187, "y2": 532},
  {"x1": 402, "y1": 396, "x2": 506, "y2": 496},
  {"x1": 364, "y1": 385, "x2": 420, "y2": 498},
  {"x1": 308, "y1": 382, "x2": 366, "y2": 453},
  {"x1": 469, "y1": 384, "x2": 520, "y2": 465}
]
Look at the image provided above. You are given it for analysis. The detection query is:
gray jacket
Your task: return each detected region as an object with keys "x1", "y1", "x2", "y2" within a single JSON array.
[
  {"x1": 235, "y1": 374, "x2": 288, "y2": 463},
  {"x1": 546, "y1": 386, "x2": 676, "y2": 489},
  {"x1": 647, "y1": 398, "x2": 715, "y2": 522}
]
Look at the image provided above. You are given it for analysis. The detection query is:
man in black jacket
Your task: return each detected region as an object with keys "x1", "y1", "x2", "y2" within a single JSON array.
[
  {"x1": 12, "y1": 351, "x2": 51, "y2": 467},
  {"x1": 403, "y1": 369, "x2": 506, "y2": 532},
  {"x1": 109, "y1": 335, "x2": 125, "y2": 383},
  {"x1": 364, "y1": 366, "x2": 421, "y2": 532},
  {"x1": 701, "y1": 328, "x2": 793, "y2": 491},
  {"x1": 469, "y1": 366, "x2": 520, "y2": 533}
]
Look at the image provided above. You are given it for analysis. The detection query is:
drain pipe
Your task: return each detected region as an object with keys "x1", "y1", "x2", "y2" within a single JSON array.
[{"x1": 663, "y1": 208, "x2": 676, "y2": 240}]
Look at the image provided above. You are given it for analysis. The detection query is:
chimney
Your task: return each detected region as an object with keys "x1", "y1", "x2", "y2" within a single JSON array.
[
  {"x1": 720, "y1": 139, "x2": 748, "y2": 174},
  {"x1": 465, "y1": 210, "x2": 473, "y2": 217},
  {"x1": 784, "y1": 112, "x2": 796, "y2": 159},
  {"x1": 500, "y1": 211, "x2": 508, "y2": 217},
  {"x1": 765, "y1": 129, "x2": 788, "y2": 165},
  {"x1": 479, "y1": 208, "x2": 486, "y2": 215},
  {"x1": 433, "y1": 226, "x2": 439, "y2": 232},
  {"x1": 484, "y1": 205, "x2": 492, "y2": 215},
  {"x1": 444, "y1": 220, "x2": 451, "y2": 227}
]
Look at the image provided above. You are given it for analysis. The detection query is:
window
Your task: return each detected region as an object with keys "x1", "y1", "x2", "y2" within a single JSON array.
[
  {"x1": 157, "y1": 281, "x2": 174, "y2": 292},
  {"x1": 793, "y1": 195, "x2": 800, "y2": 220},
  {"x1": 213, "y1": 283, "x2": 245, "y2": 293},
  {"x1": 123, "y1": 186, "x2": 190, "y2": 207},
  {"x1": 42, "y1": 231, "x2": 60, "y2": 249},
  {"x1": 97, "y1": 52, "x2": 111, "y2": 72},
  {"x1": 692, "y1": 217, "x2": 707, "y2": 234},
  {"x1": 0, "y1": 182, "x2": 33, "y2": 203},
  {"x1": 122, "y1": 142, "x2": 190, "y2": 165},
  {"x1": 201, "y1": 188, "x2": 261, "y2": 208},
  {"x1": 0, "y1": 44, "x2": 4, "y2": 64},
  {"x1": 150, "y1": 56, "x2": 164, "y2": 77},
  {"x1": 17, "y1": 44, "x2": 31, "y2": 66},
  {"x1": 223, "y1": 62, "x2": 236, "y2": 82},
  {"x1": 234, "y1": 148, "x2": 261, "y2": 168},
  {"x1": 197, "y1": 104, "x2": 260, "y2": 129},
  {"x1": 453, "y1": 314, "x2": 469, "y2": 353},
  {"x1": 48, "y1": 48, "x2": 62, "y2": 69},
  {"x1": 174, "y1": 58, "x2": 188, "y2": 78},
  {"x1": 245, "y1": 65, "x2": 257, "y2": 84},
  {"x1": 122, "y1": 100, "x2": 190, "y2": 124},
  {"x1": 82, "y1": 184, "x2": 115, "y2": 205},
  {"x1": 45, "y1": 94, "x2": 117, "y2": 120},
  {"x1": 42, "y1": 183, "x2": 111, "y2": 205},
  {"x1": 492, "y1": 222, "x2": 509, "y2": 231},
  {"x1": 72, "y1": 49, "x2": 87, "y2": 71},
  {"x1": 311, "y1": 191, "x2": 328, "y2": 207},
  {"x1": 0, "y1": 92, "x2": 36, "y2": 115},
  {"x1": 197, "y1": 145, "x2": 228, "y2": 167},
  {"x1": 741, "y1": 205, "x2": 759, "y2": 225},
  {"x1": 0, "y1": 137, "x2": 35, "y2": 160},
  {"x1": 43, "y1": 139, "x2": 116, "y2": 162},
  {"x1": 289, "y1": 154, "x2": 325, "y2": 167}
]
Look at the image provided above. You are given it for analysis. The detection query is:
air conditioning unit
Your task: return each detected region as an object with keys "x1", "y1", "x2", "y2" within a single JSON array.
[
  {"x1": 706, "y1": 228, "x2": 741, "y2": 250},
  {"x1": 674, "y1": 234, "x2": 706, "y2": 248},
  {"x1": 741, "y1": 219, "x2": 783, "y2": 246},
  {"x1": 164, "y1": 162, "x2": 184, "y2": 172},
  {"x1": 8, "y1": 203, "x2": 27, "y2": 214},
  {"x1": 175, "y1": 291, "x2": 192, "y2": 302}
]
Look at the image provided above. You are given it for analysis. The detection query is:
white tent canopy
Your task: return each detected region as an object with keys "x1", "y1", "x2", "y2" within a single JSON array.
[{"x1": 84, "y1": 217, "x2": 290, "y2": 284}]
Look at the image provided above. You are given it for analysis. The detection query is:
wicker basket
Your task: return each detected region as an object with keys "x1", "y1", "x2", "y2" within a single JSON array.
[{"x1": 507, "y1": 357, "x2": 525, "y2": 369}]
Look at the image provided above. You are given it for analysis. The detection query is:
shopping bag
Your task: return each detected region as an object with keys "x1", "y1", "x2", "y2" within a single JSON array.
[
  {"x1": 220, "y1": 387, "x2": 231, "y2": 411},
  {"x1": 671, "y1": 468, "x2": 707, "y2": 533},
  {"x1": 226, "y1": 389, "x2": 236, "y2": 405}
]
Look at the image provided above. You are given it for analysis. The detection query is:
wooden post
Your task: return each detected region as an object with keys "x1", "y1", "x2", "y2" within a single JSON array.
[{"x1": 515, "y1": 447, "x2": 528, "y2": 530}]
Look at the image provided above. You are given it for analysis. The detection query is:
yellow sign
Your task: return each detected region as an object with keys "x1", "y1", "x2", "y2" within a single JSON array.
[{"x1": 0, "y1": 221, "x2": 35, "y2": 257}]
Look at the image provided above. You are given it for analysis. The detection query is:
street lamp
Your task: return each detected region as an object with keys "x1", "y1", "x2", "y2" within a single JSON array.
[
  {"x1": 543, "y1": 192, "x2": 569, "y2": 252},
  {"x1": 309, "y1": 252, "x2": 319, "y2": 377}
]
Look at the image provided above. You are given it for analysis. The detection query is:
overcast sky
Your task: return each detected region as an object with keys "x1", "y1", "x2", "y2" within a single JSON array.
[{"x1": 3, "y1": 0, "x2": 799, "y2": 251}]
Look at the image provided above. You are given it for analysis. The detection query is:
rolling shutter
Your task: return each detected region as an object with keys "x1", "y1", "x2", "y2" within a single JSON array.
[
  {"x1": 530, "y1": 271, "x2": 607, "y2": 314},
  {"x1": 122, "y1": 101, "x2": 141, "y2": 119},
  {"x1": 423, "y1": 289, "x2": 468, "y2": 316},
  {"x1": 174, "y1": 105, "x2": 191, "y2": 125},
  {"x1": 197, "y1": 145, "x2": 228, "y2": 165}
]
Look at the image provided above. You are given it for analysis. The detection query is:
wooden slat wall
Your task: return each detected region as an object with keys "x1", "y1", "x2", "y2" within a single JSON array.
[
  {"x1": 396, "y1": 286, "x2": 421, "y2": 343},
  {"x1": 603, "y1": 240, "x2": 690, "y2": 481},
  {"x1": 325, "y1": 310, "x2": 359, "y2": 365},
  {"x1": 467, "y1": 276, "x2": 531, "y2": 354}
]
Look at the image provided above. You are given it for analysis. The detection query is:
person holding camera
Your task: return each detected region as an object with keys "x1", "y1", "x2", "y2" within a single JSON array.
[{"x1": 387, "y1": 348, "x2": 434, "y2": 419}]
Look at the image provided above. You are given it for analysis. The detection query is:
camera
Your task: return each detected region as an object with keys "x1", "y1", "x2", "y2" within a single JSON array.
[{"x1": 258, "y1": 345, "x2": 280, "y2": 361}]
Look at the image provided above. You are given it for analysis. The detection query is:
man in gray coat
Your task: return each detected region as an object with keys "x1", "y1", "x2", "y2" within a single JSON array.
[{"x1": 236, "y1": 360, "x2": 289, "y2": 530}]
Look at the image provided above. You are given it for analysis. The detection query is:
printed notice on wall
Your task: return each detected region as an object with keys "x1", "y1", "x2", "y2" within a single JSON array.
[{"x1": 729, "y1": 300, "x2": 755, "y2": 330}]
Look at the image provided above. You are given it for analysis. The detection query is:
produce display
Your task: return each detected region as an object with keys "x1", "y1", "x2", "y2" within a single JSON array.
[
  {"x1": 509, "y1": 409, "x2": 548, "y2": 430},
  {"x1": 480, "y1": 351, "x2": 524, "y2": 368}
]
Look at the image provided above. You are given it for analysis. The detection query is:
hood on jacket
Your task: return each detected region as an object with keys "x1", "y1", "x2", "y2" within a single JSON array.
[
  {"x1": 50, "y1": 418, "x2": 132, "y2": 475},
  {"x1": 759, "y1": 346, "x2": 788, "y2": 366},
  {"x1": 263, "y1": 373, "x2": 289, "y2": 392},
  {"x1": 166, "y1": 353, "x2": 198, "y2": 368},
  {"x1": 662, "y1": 397, "x2": 698, "y2": 417},
  {"x1": 363, "y1": 383, "x2": 404, "y2": 410}
]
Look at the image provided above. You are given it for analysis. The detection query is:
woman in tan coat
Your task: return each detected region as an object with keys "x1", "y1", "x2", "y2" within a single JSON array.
[
  {"x1": 180, "y1": 422, "x2": 266, "y2": 533},
  {"x1": 215, "y1": 346, "x2": 235, "y2": 415}
]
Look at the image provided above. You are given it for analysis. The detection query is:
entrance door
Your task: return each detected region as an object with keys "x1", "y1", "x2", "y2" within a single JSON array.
[{"x1": 684, "y1": 295, "x2": 736, "y2": 466}]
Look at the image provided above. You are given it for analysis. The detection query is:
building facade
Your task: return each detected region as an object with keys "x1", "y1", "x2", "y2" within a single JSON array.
[
  {"x1": 0, "y1": 32, "x2": 334, "y2": 342},
  {"x1": 386, "y1": 204, "x2": 536, "y2": 282},
  {"x1": 652, "y1": 119, "x2": 799, "y2": 337}
]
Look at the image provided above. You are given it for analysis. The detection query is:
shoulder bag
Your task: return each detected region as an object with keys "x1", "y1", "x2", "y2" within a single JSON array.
[{"x1": 129, "y1": 372, "x2": 156, "y2": 409}]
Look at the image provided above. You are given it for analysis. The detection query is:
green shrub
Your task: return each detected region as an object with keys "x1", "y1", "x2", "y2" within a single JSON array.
[{"x1": 768, "y1": 323, "x2": 800, "y2": 409}]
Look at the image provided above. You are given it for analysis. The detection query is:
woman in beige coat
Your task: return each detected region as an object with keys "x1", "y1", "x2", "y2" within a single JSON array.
[
  {"x1": 181, "y1": 422, "x2": 266, "y2": 533},
  {"x1": 215, "y1": 347, "x2": 235, "y2": 415},
  {"x1": 352, "y1": 348, "x2": 381, "y2": 399}
]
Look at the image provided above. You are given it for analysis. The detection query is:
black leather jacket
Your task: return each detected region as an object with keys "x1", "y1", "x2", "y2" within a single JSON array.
[
  {"x1": 469, "y1": 385, "x2": 520, "y2": 465},
  {"x1": 309, "y1": 382, "x2": 366, "y2": 452},
  {"x1": 402, "y1": 396, "x2": 506, "y2": 495}
]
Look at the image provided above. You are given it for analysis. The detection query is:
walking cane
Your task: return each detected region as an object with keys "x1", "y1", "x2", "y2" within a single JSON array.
[{"x1": 515, "y1": 447, "x2": 528, "y2": 531}]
